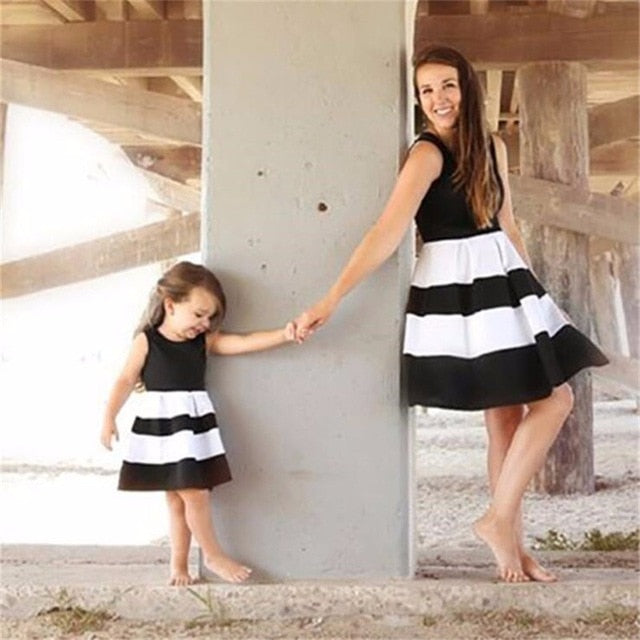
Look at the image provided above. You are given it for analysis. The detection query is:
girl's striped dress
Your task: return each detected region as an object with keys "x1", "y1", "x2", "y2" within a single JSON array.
[
  {"x1": 118, "y1": 327, "x2": 232, "y2": 491},
  {"x1": 403, "y1": 132, "x2": 608, "y2": 410}
]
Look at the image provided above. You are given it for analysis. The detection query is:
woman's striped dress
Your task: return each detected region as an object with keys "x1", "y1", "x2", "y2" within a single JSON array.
[
  {"x1": 403, "y1": 132, "x2": 608, "y2": 410},
  {"x1": 118, "y1": 327, "x2": 231, "y2": 491}
]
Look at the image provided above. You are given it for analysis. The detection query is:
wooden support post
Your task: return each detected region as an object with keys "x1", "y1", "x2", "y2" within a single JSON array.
[{"x1": 517, "y1": 61, "x2": 595, "y2": 494}]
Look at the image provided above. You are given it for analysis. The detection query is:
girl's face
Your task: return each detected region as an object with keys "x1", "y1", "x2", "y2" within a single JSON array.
[
  {"x1": 415, "y1": 63, "x2": 461, "y2": 139},
  {"x1": 163, "y1": 286, "x2": 219, "y2": 340}
]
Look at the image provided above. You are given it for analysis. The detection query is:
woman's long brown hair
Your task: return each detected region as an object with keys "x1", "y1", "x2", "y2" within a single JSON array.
[{"x1": 413, "y1": 45, "x2": 501, "y2": 228}]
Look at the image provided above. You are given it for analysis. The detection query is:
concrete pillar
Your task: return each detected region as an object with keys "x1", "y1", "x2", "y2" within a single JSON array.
[{"x1": 202, "y1": 1, "x2": 412, "y2": 579}]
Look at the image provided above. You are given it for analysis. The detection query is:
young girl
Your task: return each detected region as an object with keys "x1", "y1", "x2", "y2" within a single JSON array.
[
  {"x1": 101, "y1": 261, "x2": 297, "y2": 585},
  {"x1": 294, "y1": 46, "x2": 608, "y2": 583}
]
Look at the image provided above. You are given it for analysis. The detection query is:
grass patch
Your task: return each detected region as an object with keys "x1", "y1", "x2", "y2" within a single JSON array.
[
  {"x1": 38, "y1": 587, "x2": 118, "y2": 635},
  {"x1": 39, "y1": 606, "x2": 116, "y2": 635},
  {"x1": 533, "y1": 528, "x2": 639, "y2": 551},
  {"x1": 185, "y1": 587, "x2": 231, "y2": 629}
]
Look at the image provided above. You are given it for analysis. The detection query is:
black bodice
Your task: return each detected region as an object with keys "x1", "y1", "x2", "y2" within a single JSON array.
[
  {"x1": 141, "y1": 327, "x2": 206, "y2": 391},
  {"x1": 413, "y1": 132, "x2": 503, "y2": 242}
]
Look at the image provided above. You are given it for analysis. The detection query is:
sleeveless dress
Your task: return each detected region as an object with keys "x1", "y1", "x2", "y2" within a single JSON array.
[
  {"x1": 402, "y1": 132, "x2": 608, "y2": 410},
  {"x1": 118, "y1": 327, "x2": 232, "y2": 491}
]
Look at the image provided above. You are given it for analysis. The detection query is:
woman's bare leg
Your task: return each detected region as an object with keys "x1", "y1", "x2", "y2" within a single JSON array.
[
  {"x1": 474, "y1": 384, "x2": 574, "y2": 582},
  {"x1": 177, "y1": 488, "x2": 251, "y2": 583},
  {"x1": 484, "y1": 405, "x2": 557, "y2": 582}
]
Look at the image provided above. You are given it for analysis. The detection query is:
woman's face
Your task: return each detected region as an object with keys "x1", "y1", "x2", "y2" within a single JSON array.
[{"x1": 415, "y1": 63, "x2": 461, "y2": 138}]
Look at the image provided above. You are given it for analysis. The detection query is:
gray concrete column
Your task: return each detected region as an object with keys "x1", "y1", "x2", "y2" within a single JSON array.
[{"x1": 202, "y1": 0, "x2": 412, "y2": 579}]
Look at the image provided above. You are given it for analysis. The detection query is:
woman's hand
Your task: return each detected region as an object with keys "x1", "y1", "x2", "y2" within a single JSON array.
[
  {"x1": 100, "y1": 418, "x2": 119, "y2": 451},
  {"x1": 294, "y1": 295, "x2": 338, "y2": 341}
]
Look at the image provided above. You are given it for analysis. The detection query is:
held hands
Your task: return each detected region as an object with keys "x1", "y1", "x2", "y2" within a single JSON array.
[
  {"x1": 100, "y1": 418, "x2": 119, "y2": 451},
  {"x1": 293, "y1": 296, "x2": 337, "y2": 342}
]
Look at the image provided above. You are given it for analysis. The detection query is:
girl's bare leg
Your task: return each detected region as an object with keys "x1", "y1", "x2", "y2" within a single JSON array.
[
  {"x1": 474, "y1": 384, "x2": 573, "y2": 582},
  {"x1": 177, "y1": 488, "x2": 252, "y2": 583},
  {"x1": 165, "y1": 491, "x2": 195, "y2": 586},
  {"x1": 484, "y1": 406, "x2": 556, "y2": 582}
]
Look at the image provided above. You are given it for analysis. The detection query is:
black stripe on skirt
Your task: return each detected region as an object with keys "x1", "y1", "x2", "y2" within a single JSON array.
[
  {"x1": 118, "y1": 454, "x2": 232, "y2": 491},
  {"x1": 406, "y1": 269, "x2": 546, "y2": 317},
  {"x1": 132, "y1": 412, "x2": 218, "y2": 436},
  {"x1": 405, "y1": 325, "x2": 609, "y2": 410}
]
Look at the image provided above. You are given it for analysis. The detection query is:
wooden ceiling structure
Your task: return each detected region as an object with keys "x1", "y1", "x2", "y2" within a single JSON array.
[{"x1": 0, "y1": 0, "x2": 638, "y2": 300}]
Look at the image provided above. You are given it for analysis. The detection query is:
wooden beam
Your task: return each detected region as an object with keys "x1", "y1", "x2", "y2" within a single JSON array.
[
  {"x1": 95, "y1": 0, "x2": 126, "y2": 21},
  {"x1": 123, "y1": 145, "x2": 202, "y2": 183},
  {"x1": 547, "y1": 0, "x2": 598, "y2": 19},
  {"x1": 140, "y1": 169, "x2": 201, "y2": 212},
  {"x1": 414, "y1": 6, "x2": 639, "y2": 69},
  {"x1": 589, "y1": 95, "x2": 640, "y2": 148},
  {"x1": 0, "y1": 213, "x2": 200, "y2": 299},
  {"x1": 590, "y1": 140, "x2": 639, "y2": 175},
  {"x1": 40, "y1": 0, "x2": 94, "y2": 22},
  {"x1": 170, "y1": 76, "x2": 203, "y2": 102},
  {"x1": 511, "y1": 175, "x2": 639, "y2": 245},
  {"x1": 485, "y1": 69, "x2": 502, "y2": 133},
  {"x1": 0, "y1": 59, "x2": 202, "y2": 146},
  {"x1": 0, "y1": 20, "x2": 202, "y2": 75},
  {"x1": 127, "y1": 0, "x2": 164, "y2": 19}
]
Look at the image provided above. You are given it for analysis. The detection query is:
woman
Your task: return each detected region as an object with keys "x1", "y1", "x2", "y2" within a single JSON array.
[{"x1": 294, "y1": 46, "x2": 607, "y2": 583}]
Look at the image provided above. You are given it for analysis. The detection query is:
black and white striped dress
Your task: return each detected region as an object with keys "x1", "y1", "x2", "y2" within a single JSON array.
[
  {"x1": 403, "y1": 132, "x2": 608, "y2": 410},
  {"x1": 118, "y1": 327, "x2": 232, "y2": 491}
]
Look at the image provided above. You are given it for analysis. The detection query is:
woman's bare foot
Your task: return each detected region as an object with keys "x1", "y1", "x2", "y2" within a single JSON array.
[
  {"x1": 473, "y1": 513, "x2": 529, "y2": 583},
  {"x1": 520, "y1": 551, "x2": 557, "y2": 582},
  {"x1": 204, "y1": 554, "x2": 252, "y2": 583},
  {"x1": 169, "y1": 569, "x2": 195, "y2": 586}
]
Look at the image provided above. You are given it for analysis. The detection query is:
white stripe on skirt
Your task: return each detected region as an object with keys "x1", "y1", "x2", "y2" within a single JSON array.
[
  {"x1": 411, "y1": 231, "x2": 526, "y2": 289},
  {"x1": 136, "y1": 390, "x2": 214, "y2": 419},
  {"x1": 403, "y1": 294, "x2": 569, "y2": 358},
  {"x1": 123, "y1": 429, "x2": 225, "y2": 464}
]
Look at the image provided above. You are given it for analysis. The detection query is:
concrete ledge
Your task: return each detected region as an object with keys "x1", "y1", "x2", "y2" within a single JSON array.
[{"x1": 1, "y1": 545, "x2": 637, "y2": 623}]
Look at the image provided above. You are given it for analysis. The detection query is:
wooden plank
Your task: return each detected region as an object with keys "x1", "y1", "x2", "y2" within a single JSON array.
[
  {"x1": 588, "y1": 95, "x2": 640, "y2": 148},
  {"x1": 127, "y1": 0, "x2": 165, "y2": 19},
  {"x1": 0, "y1": 58, "x2": 202, "y2": 146},
  {"x1": 140, "y1": 169, "x2": 201, "y2": 212},
  {"x1": 485, "y1": 69, "x2": 502, "y2": 133},
  {"x1": 123, "y1": 145, "x2": 201, "y2": 183},
  {"x1": 170, "y1": 75, "x2": 203, "y2": 102},
  {"x1": 95, "y1": 0, "x2": 126, "y2": 20},
  {"x1": 0, "y1": 213, "x2": 200, "y2": 299},
  {"x1": 414, "y1": 6, "x2": 639, "y2": 69},
  {"x1": 590, "y1": 139, "x2": 639, "y2": 175},
  {"x1": 0, "y1": 1, "x2": 65, "y2": 24},
  {"x1": 511, "y1": 174, "x2": 639, "y2": 245},
  {"x1": 40, "y1": 0, "x2": 94, "y2": 21},
  {"x1": 0, "y1": 20, "x2": 202, "y2": 75},
  {"x1": 547, "y1": 0, "x2": 598, "y2": 19}
]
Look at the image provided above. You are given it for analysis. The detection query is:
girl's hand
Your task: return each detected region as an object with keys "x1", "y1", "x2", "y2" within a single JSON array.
[
  {"x1": 283, "y1": 321, "x2": 298, "y2": 343},
  {"x1": 100, "y1": 419, "x2": 119, "y2": 451},
  {"x1": 294, "y1": 296, "x2": 337, "y2": 342}
]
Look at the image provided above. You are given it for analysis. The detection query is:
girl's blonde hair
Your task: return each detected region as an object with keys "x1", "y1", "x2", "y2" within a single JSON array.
[
  {"x1": 135, "y1": 261, "x2": 226, "y2": 337},
  {"x1": 412, "y1": 45, "x2": 501, "y2": 229}
]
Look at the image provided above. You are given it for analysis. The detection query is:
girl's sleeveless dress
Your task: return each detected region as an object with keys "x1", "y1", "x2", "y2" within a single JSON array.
[
  {"x1": 118, "y1": 327, "x2": 232, "y2": 491},
  {"x1": 402, "y1": 132, "x2": 608, "y2": 410}
]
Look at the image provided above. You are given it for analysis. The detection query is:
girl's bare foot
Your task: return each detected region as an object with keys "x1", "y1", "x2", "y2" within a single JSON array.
[
  {"x1": 204, "y1": 554, "x2": 252, "y2": 583},
  {"x1": 520, "y1": 551, "x2": 557, "y2": 582},
  {"x1": 169, "y1": 569, "x2": 195, "y2": 586},
  {"x1": 473, "y1": 513, "x2": 529, "y2": 583}
]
